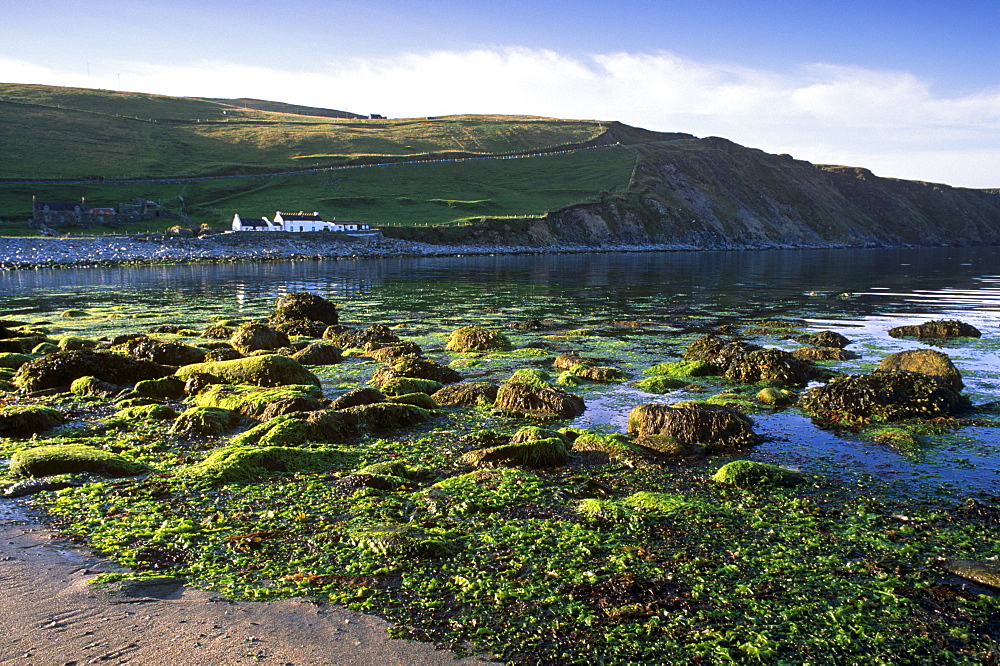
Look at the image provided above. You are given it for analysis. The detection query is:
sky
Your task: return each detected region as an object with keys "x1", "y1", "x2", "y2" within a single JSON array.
[{"x1": 1, "y1": 0, "x2": 998, "y2": 188}]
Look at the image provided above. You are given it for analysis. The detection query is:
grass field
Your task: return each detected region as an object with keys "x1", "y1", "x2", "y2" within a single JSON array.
[{"x1": 0, "y1": 147, "x2": 636, "y2": 231}]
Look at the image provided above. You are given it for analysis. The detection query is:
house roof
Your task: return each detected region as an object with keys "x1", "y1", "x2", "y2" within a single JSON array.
[
  {"x1": 276, "y1": 211, "x2": 323, "y2": 221},
  {"x1": 239, "y1": 218, "x2": 271, "y2": 227},
  {"x1": 35, "y1": 201, "x2": 83, "y2": 211}
]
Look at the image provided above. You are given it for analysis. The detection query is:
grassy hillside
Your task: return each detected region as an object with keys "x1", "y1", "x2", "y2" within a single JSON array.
[{"x1": 0, "y1": 83, "x2": 608, "y2": 179}]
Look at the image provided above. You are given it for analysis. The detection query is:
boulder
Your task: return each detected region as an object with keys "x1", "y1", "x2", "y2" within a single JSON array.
[
  {"x1": 325, "y1": 323, "x2": 400, "y2": 351},
  {"x1": 329, "y1": 387, "x2": 386, "y2": 411},
  {"x1": 627, "y1": 403, "x2": 757, "y2": 450},
  {"x1": 877, "y1": 349, "x2": 963, "y2": 390},
  {"x1": 133, "y1": 376, "x2": 186, "y2": 400},
  {"x1": 170, "y1": 406, "x2": 242, "y2": 437},
  {"x1": 258, "y1": 395, "x2": 326, "y2": 419},
  {"x1": 493, "y1": 382, "x2": 586, "y2": 419},
  {"x1": 0, "y1": 353, "x2": 34, "y2": 370},
  {"x1": 378, "y1": 377, "x2": 444, "y2": 396},
  {"x1": 799, "y1": 370, "x2": 971, "y2": 425},
  {"x1": 202, "y1": 325, "x2": 234, "y2": 340},
  {"x1": 339, "y1": 403, "x2": 432, "y2": 430},
  {"x1": 114, "y1": 337, "x2": 207, "y2": 366},
  {"x1": 459, "y1": 437, "x2": 569, "y2": 468},
  {"x1": 291, "y1": 342, "x2": 343, "y2": 366},
  {"x1": 887, "y1": 320, "x2": 981, "y2": 340},
  {"x1": 642, "y1": 360, "x2": 714, "y2": 378},
  {"x1": 711, "y1": 460, "x2": 805, "y2": 489},
  {"x1": 9, "y1": 444, "x2": 148, "y2": 478},
  {"x1": 431, "y1": 382, "x2": 499, "y2": 407},
  {"x1": 722, "y1": 348, "x2": 823, "y2": 386},
  {"x1": 755, "y1": 387, "x2": 797, "y2": 406},
  {"x1": 231, "y1": 411, "x2": 354, "y2": 447},
  {"x1": 368, "y1": 342, "x2": 423, "y2": 362},
  {"x1": 794, "y1": 331, "x2": 852, "y2": 349},
  {"x1": 387, "y1": 392, "x2": 438, "y2": 409},
  {"x1": 683, "y1": 334, "x2": 761, "y2": 373},
  {"x1": 371, "y1": 356, "x2": 462, "y2": 386},
  {"x1": 191, "y1": 384, "x2": 323, "y2": 417},
  {"x1": 69, "y1": 375, "x2": 123, "y2": 398},
  {"x1": 176, "y1": 355, "x2": 320, "y2": 387},
  {"x1": 572, "y1": 365, "x2": 628, "y2": 382},
  {"x1": 0, "y1": 404, "x2": 64, "y2": 437},
  {"x1": 229, "y1": 323, "x2": 290, "y2": 355},
  {"x1": 13, "y1": 350, "x2": 171, "y2": 392},
  {"x1": 272, "y1": 320, "x2": 328, "y2": 337},
  {"x1": 269, "y1": 292, "x2": 339, "y2": 326},
  {"x1": 348, "y1": 524, "x2": 457, "y2": 558},
  {"x1": 791, "y1": 347, "x2": 859, "y2": 361},
  {"x1": 634, "y1": 376, "x2": 687, "y2": 394},
  {"x1": 445, "y1": 326, "x2": 512, "y2": 352},
  {"x1": 553, "y1": 354, "x2": 599, "y2": 371},
  {"x1": 113, "y1": 404, "x2": 177, "y2": 421}
]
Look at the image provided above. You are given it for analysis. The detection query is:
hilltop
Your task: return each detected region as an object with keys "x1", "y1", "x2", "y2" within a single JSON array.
[{"x1": 1, "y1": 83, "x2": 998, "y2": 248}]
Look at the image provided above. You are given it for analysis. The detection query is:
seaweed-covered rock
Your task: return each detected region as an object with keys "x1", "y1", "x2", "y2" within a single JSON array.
[
  {"x1": 113, "y1": 403, "x2": 177, "y2": 421},
  {"x1": 269, "y1": 292, "x2": 340, "y2": 327},
  {"x1": 57, "y1": 335, "x2": 97, "y2": 351},
  {"x1": 794, "y1": 331, "x2": 852, "y2": 349},
  {"x1": 348, "y1": 524, "x2": 457, "y2": 558},
  {"x1": 133, "y1": 376, "x2": 186, "y2": 400},
  {"x1": 0, "y1": 353, "x2": 34, "y2": 370},
  {"x1": 114, "y1": 337, "x2": 207, "y2": 366},
  {"x1": 368, "y1": 342, "x2": 423, "y2": 362},
  {"x1": 378, "y1": 377, "x2": 444, "y2": 396},
  {"x1": 204, "y1": 346, "x2": 244, "y2": 362},
  {"x1": 723, "y1": 348, "x2": 823, "y2": 386},
  {"x1": 0, "y1": 404, "x2": 64, "y2": 437},
  {"x1": 258, "y1": 395, "x2": 326, "y2": 419},
  {"x1": 572, "y1": 365, "x2": 628, "y2": 382},
  {"x1": 887, "y1": 320, "x2": 981, "y2": 340},
  {"x1": 509, "y1": 426, "x2": 568, "y2": 445},
  {"x1": 191, "y1": 384, "x2": 324, "y2": 417},
  {"x1": 232, "y1": 411, "x2": 354, "y2": 447},
  {"x1": 493, "y1": 382, "x2": 586, "y2": 419},
  {"x1": 202, "y1": 324, "x2": 235, "y2": 340},
  {"x1": 70, "y1": 375, "x2": 123, "y2": 398},
  {"x1": 553, "y1": 354, "x2": 598, "y2": 371},
  {"x1": 642, "y1": 360, "x2": 714, "y2": 378},
  {"x1": 13, "y1": 350, "x2": 171, "y2": 392},
  {"x1": 627, "y1": 403, "x2": 757, "y2": 450},
  {"x1": 272, "y1": 320, "x2": 329, "y2": 337},
  {"x1": 634, "y1": 376, "x2": 688, "y2": 394},
  {"x1": 371, "y1": 356, "x2": 462, "y2": 386},
  {"x1": 571, "y1": 432, "x2": 645, "y2": 462},
  {"x1": 170, "y1": 406, "x2": 242, "y2": 437},
  {"x1": 181, "y1": 445, "x2": 352, "y2": 485},
  {"x1": 941, "y1": 560, "x2": 1000, "y2": 590},
  {"x1": 459, "y1": 437, "x2": 569, "y2": 468},
  {"x1": 9, "y1": 444, "x2": 148, "y2": 478},
  {"x1": 387, "y1": 392, "x2": 438, "y2": 409},
  {"x1": 791, "y1": 347, "x2": 859, "y2": 362},
  {"x1": 291, "y1": 342, "x2": 343, "y2": 366},
  {"x1": 711, "y1": 460, "x2": 805, "y2": 489},
  {"x1": 507, "y1": 368, "x2": 552, "y2": 388},
  {"x1": 325, "y1": 323, "x2": 400, "y2": 351},
  {"x1": 445, "y1": 326, "x2": 512, "y2": 352},
  {"x1": 431, "y1": 382, "x2": 499, "y2": 407},
  {"x1": 756, "y1": 387, "x2": 797, "y2": 406},
  {"x1": 176, "y1": 355, "x2": 320, "y2": 387},
  {"x1": 877, "y1": 349, "x2": 964, "y2": 391},
  {"x1": 183, "y1": 372, "x2": 222, "y2": 396},
  {"x1": 632, "y1": 434, "x2": 707, "y2": 458},
  {"x1": 340, "y1": 403, "x2": 432, "y2": 430},
  {"x1": 229, "y1": 323, "x2": 290, "y2": 355},
  {"x1": 329, "y1": 387, "x2": 386, "y2": 411},
  {"x1": 683, "y1": 334, "x2": 761, "y2": 373},
  {"x1": 799, "y1": 370, "x2": 971, "y2": 424}
]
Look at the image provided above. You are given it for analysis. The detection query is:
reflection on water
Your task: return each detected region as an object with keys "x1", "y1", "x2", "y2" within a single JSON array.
[{"x1": 3, "y1": 246, "x2": 1000, "y2": 496}]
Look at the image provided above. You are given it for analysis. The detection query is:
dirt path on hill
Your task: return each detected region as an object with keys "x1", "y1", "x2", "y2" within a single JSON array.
[{"x1": 0, "y1": 501, "x2": 486, "y2": 665}]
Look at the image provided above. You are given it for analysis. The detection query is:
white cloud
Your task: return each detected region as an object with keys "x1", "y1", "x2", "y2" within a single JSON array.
[{"x1": 2, "y1": 49, "x2": 998, "y2": 187}]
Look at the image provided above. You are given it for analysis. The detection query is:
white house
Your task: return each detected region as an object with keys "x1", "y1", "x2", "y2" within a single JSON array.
[
  {"x1": 232, "y1": 214, "x2": 279, "y2": 232},
  {"x1": 273, "y1": 211, "x2": 331, "y2": 232}
]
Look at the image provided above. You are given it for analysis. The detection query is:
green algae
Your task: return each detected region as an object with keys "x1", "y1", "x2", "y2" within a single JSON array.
[
  {"x1": 179, "y1": 445, "x2": 354, "y2": 485},
  {"x1": 191, "y1": 384, "x2": 323, "y2": 416},
  {"x1": 9, "y1": 443, "x2": 148, "y2": 478},
  {"x1": 711, "y1": 460, "x2": 806, "y2": 489},
  {"x1": 176, "y1": 354, "x2": 320, "y2": 387}
]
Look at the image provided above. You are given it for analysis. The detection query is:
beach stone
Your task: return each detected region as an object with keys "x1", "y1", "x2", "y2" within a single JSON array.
[
  {"x1": 371, "y1": 356, "x2": 462, "y2": 386},
  {"x1": 13, "y1": 350, "x2": 171, "y2": 391},
  {"x1": 9, "y1": 444, "x2": 148, "y2": 478},
  {"x1": 712, "y1": 460, "x2": 804, "y2": 489},
  {"x1": 794, "y1": 331, "x2": 852, "y2": 349},
  {"x1": 493, "y1": 381, "x2": 585, "y2": 418},
  {"x1": 877, "y1": 349, "x2": 963, "y2": 390},
  {"x1": 800, "y1": 370, "x2": 970, "y2": 424},
  {"x1": 291, "y1": 342, "x2": 343, "y2": 365},
  {"x1": 0, "y1": 404, "x2": 65, "y2": 437},
  {"x1": 431, "y1": 381, "x2": 499, "y2": 406},
  {"x1": 887, "y1": 319, "x2": 981, "y2": 340},
  {"x1": 269, "y1": 292, "x2": 340, "y2": 326},
  {"x1": 445, "y1": 326, "x2": 512, "y2": 352},
  {"x1": 329, "y1": 387, "x2": 386, "y2": 410},
  {"x1": 627, "y1": 403, "x2": 757, "y2": 450},
  {"x1": 176, "y1": 355, "x2": 319, "y2": 387},
  {"x1": 229, "y1": 323, "x2": 290, "y2": 355},
  {"x1": 114, "y1": 337, "x2": 207, "y2": 366}
]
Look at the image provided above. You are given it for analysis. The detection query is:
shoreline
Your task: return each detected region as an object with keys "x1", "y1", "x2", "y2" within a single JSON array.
[{"x1": 0, "y1": 232, "x2": 930, "y2": 271}]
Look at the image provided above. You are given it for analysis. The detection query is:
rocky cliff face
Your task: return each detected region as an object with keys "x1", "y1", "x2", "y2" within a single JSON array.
[{"x1": 452, "y1": 134, "x2": 1000, "y2": 249}]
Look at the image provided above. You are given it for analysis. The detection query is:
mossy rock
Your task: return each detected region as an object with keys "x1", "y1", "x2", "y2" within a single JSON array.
[
  {"x1": 887, "y1": 320, "x2": 981, "y2": 340},
  {"x1": 642, "y1": 360, "x2": 714, "y2": 378},
  {"x1": 133, "y1": 376, "x2": 186, "y2": 400},
  {"x1": 627, "y1": 403, "x2": 757, "y2": 450},
  {"x1": 634, "y1": 375, "x2": 687, "y2": 394},
  {"x1": 555, "y1": 372, "x2": 583, "y2": 387},
  {"x1": 57, "y1": 336, "x2": 97, "y2": 352},
  {"x1": 632, "y1": 434, "x2": 706, "y2": 458},
  {"x1": 113, "y1": 396, "x2": 162, "y2": 409},
  {"x1": 683, "y1": 335, "x2": 761, "y2": 373},
  {"x1": 507, "y1": 368, "x2": 552, "y2": 387},
  {"x1": 791, "y1": 347, "x2": 859, "y2": 362},
  {"x1": 572, "y1": 365, "x2": 628, "y2": 382},
  {"x1": 176, "y1": 355, "x2": 319, "y2": 388},
  {"x1": 340, "y1": 403, "x2": 432, "y2": 430},
  {"x1": 291, "y1": 342, "x2": 343, "y2": 366},
  {"x1": 509, "y1": 426, "x2": 568, "y2": 445},
  {"x1": 0, "y1": 352, "x2": 35, "y2": 370},
  {"x1": 571, "y1": 432, "x2": 644, "y2": 462},
  {"x1": 191, "y1": 384, "x2": 323, "y2": 417},
  {"x1": 203, "y1": 324, "x2": 234, "y2": 340},
  {"x1": 799, "y1": 370, "x2": 971, "y2": 425},
  {"x1": 756, "y1": 387, "x2": 797, "y2": 406},
  {"x1": 494, "y1": 381, "x2": 586, "y2": 419},
  {"x1": 229, "y1": 323, "x2": 290, "y2": 355},
  {"x1": 711, "y1": 460, "x2": 805, "y2": 489},
  {"x1": 378, "y1": 377, "x2": 444, "y2": 396},
  {"x1": 723, "y1": 348, "x2": 823, "y2": 387},
  {"x1": 357, "y1": 461, "x2": 411, "y2": 478},
  {"x1": 941, "y1": 560, "x2": 1000, "y2": 589},
  {"x1": 325, "y1": 323, "x2": 400, "y2": 351},
  {"x1": 794, "y1": 331, "x2": 853, "y2": 349},
  {"x1": 877, "y1": 349, "x2": 963, "y2": 391},
  {"x1": 553, "y1": 353, "x2": 598, "y2": 371},
  {"x1": 114, "y1": 337, "x2": 207, "y2": 366},
  {"x1": 9, "y1": 444, "x2": 148, "y2": 478},
  {"x1": 232, "y1": 410, "x2": 353, "y2": 447},
  {"x1": 347, "y1": 524, "x2": 457, "y2": 558},
  {"x1": 181, "y1": 445, "x2": 353, "y2": 485},
  {"x1": 31, "y1": 342, "x2": 58, "y2": 355},
  {"x1": 13, "y1": 350, "x2": 171, "y2": 392},
  {"x1": 272, "y1": 320, "x2": 328, "y2": 338},
  {"x1": 431, "y1": 382, "x2": 499, "y2": 407},
  {"x1": 579, "y1": 492, "x2": 700, "y2": 522},
  {"x1": 70, "y1": 375, "x2": 123, "y2": 398},
  {"x1": 368, "y1": 342, "x2": 423, "y2": 362},
  {"x1": 445, "y1": 326, "x2": 512, "y2": 352},
  {"x1": 329, "y1": 387, "x2": 386, "y2": 410},
  {"x1": 258, "y1": 395, "x2": 327, "y2": 419},
  {"x1": 387, "y1": 392, "x2": 438, "y2": 409},
  {"x1": 171, "y1": 406, "x2": 241, "y2": 437},
  {"x1": 871, "y1": 427, "x2": 924, "y2": 450},
  {"x1": 0, "y1": 404, "x2": 65, "y2": 437},
  {"x1": 114, "y1": 404, "x2": 177, "y2": 421},
  {"x1": 269, "y1": 292, "x2": 340, "y2": 327},
  {"x1": 370, "y1": 356, "x2": 462, "y2": 385},
  {"x1": 459, "y1": 437, "x2": 569, "y2": 468}
]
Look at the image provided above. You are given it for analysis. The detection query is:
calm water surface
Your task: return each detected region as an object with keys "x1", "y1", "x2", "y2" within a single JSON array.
[{"x1": 3, "y1": 246, "x2": 999, "y2": 498}]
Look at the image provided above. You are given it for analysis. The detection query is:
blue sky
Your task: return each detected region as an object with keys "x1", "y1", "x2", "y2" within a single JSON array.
[{"x1": 2, "y1": 0, "x2": 998, "y2": 187}]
